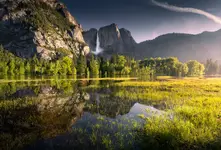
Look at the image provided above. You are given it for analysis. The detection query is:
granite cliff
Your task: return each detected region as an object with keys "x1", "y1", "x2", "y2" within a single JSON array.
[
  {"x1": 0, "y1": 0, "x2": 89, "y2": 60},
  {"x1": 83, "y1": 23, "x2": 137, "y2": 57}
]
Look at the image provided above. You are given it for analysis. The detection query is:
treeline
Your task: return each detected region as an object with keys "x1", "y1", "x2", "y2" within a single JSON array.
[
  {"x1": 0, "y1": 46, "x2": 150, "y2": 77},
  {"x1": 1, "y1": 45, "x2": 218, "y2": 78},
  {"x1": 140, "y1": 57, "x2": 205, "y2": 77},
  {"x1": 205, "y1": 59, "x2": 221, "y2": 75}
]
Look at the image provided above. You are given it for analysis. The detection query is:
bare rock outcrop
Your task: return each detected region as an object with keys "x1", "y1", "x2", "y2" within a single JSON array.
[{"x1": 0, "y1": 0, "x2": 90, "y2": 60}]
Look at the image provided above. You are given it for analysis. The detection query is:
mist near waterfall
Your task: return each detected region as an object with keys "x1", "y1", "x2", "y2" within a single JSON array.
[
  {"x1": 151, "y1": 0, "x2": 221, "y2": 25},
  {"x1": 92, "y1": 33, "x2": 103, "y2": 55}
]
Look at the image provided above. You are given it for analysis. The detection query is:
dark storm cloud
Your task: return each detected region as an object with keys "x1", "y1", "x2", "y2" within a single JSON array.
[{"x1": 60, "y1": 0, "x2": 221, "y2": 42}]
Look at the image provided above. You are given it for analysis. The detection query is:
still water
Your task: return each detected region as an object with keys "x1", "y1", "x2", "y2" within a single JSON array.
[{"x1": 0, "y1": 79, "x2": 162, "y2": 150}]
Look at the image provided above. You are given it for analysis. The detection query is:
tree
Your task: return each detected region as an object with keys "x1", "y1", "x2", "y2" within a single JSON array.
[
  {"x1": 54, "y1": 60, "x2": 62, "y2": 75},
  {"x1": 25, "y1": 62, "x2": 31, "y2": 74},
  {"x1": 175, "y1": 63, "x2": 189, "y2": 77},
  {"x1": 187, "y1": 60, "x2": 205, "y2": 76},
  {"x1": 60, "y1": 62, "x2": 67, "y2": 75},
  {"x1": 62, "y1": 56, "x2": 74, "y2": 75},
  {"x1": 89, "y1": 55, "x2": 99, "y2": 76},
  {"x1": 31, "y1": 55, "x2": 39, "y2": 74},
  {"x1": 114, "y1": 55, "x2": 127, "y2": 74},
  {"x1": 100, "y1": 58, "x2": 110, "y2": 77},
  {"x1": 181, "y1": 63, "x2": 189, "y2": 77},
  {"x1": 8, "y1": 59, "x2": 15, "y2": 75},
  {"x1": 122, "y1": 66, "x2": 131, "y2": 75},
  {"x1": 0, "y1": 62, "x2": 8, "y2": 75},
  {"x1": 73, "y1": 67, "x2": 77, "y2": 75},
  {"x1": 77, "y1": 54, "x2": 87, "y2": 77},
  {"x1": 19, "y1": 62, "x2": 25, "y2": 75},
  {"x1": 205, "y1": 59, "x2": 219, "y2": 75},
  {"x1": 199, "y1": 63, "x2": 205, "y2": 76}
]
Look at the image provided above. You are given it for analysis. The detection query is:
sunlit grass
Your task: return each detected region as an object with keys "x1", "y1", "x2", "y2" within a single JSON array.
[
  {"x1": 1, "y1": 77, "x2": 221, "y2": 149},
  {"x1": 113, "y1": 78, "x2": 221, "y2": 149}
]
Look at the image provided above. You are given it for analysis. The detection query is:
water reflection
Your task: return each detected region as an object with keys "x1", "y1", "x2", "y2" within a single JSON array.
[{"x1": 0, "y1": 80, "x2": 161, "y2": 150}]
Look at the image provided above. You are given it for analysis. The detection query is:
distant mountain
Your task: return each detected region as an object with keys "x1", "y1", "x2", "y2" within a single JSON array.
[
  {"x1": 136, "y1": 30, "x2": 221, "y2": 62},
  {"x1": 83, "y1": 23, "x2": 221, "y2": 62},
  {"x1": 0, "y1": 0, "x2": 89, "y2": 60},
  {"x1": 83, "y1": 23, "x2": 137, "y2": 58},
  {"x1": 3, "y1": 0, "x2": 220, "y2": 63}
]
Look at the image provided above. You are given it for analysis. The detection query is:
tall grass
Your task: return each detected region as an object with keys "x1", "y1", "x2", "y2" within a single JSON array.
[{"x1": 114, "y1": 78, "x2": 221, "y2": 149}]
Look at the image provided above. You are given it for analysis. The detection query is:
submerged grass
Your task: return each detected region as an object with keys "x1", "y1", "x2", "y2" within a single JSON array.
[{"x1": 113, "y1": 78, "x2": 221, "y2": 149}]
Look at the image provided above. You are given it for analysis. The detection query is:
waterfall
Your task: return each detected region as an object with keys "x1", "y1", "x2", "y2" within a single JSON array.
[{"x1": 93, "y1": 33, "x2": 103, "y2": 55}]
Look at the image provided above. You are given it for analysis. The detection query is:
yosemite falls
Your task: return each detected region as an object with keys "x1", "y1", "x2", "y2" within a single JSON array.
[{"x1": 93, "y1": 33, "x2": 103, "y2": 55}]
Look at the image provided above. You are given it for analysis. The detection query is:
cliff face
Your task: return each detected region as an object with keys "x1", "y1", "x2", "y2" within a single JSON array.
[
  {"x1": 0, "y1": 0, "x2": 89, "y2": 60},
  {"x1": 83, "y1": 23, "x2": 137, "y2": 57},
  {"x1": 83, "y1": 28, "x2": 97, "y2": 52}
]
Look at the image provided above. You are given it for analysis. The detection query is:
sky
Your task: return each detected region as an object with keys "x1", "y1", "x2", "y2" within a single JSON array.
[{"x1": 60, "y1": 0, "x2": 221, "y2": 43}]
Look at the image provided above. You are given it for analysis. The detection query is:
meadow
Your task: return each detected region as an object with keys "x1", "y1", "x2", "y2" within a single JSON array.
[
  {"x1": 1, "y1": 77, "x2": 221, "y2": 150},
  {"x1": 113, "y1": 78, "x2": 221, "y2": 149}
]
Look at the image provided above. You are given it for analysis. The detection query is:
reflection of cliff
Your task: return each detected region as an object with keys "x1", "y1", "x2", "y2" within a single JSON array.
[
  {"x1": 28, "y1": 103, "x2": 163, "y2": 150},
  {"x1": 0, "y1": 86, "x2": 89, "y2": 150}
]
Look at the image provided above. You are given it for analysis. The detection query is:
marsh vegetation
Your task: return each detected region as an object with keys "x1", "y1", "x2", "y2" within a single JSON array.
[{"x1": 0, "y1": 77, "x2": 221, "y2": 150}]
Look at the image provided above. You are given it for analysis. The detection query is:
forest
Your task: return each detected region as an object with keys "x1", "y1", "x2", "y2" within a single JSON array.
[{"x1": 1, "y1": 45, "x2": 219, "y2": 78}]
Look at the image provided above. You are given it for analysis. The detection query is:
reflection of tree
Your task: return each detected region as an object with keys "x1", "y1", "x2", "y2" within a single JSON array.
[
  {"x1": 0, "y1": 85, "x2": 88, "y2": 150},
  {"x1": 85, "y1": 88, "x2": 135, "y2": 118}
]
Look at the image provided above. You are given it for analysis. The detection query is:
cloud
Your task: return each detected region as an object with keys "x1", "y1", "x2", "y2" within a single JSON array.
[{"x1": 151, "y1": 0, "x2": 221, "y2": 25}]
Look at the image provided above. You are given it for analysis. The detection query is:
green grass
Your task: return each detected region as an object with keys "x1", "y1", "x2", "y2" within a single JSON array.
[
  {"x1": 1, "y1": 77, "x2": 221, "y2": 149},
  {"x1": 113, "y1": 78, "x2": 221, "y2": 149}
]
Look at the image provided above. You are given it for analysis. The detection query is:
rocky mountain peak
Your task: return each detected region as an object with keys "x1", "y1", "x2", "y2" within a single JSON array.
[
  {"x1": 0, "y1": 0, "x2": 89, "y2": 60},
  {"x1": 119, "y1": 28, "x2": 136, "y2": 47},
  {"x1": 98, "y1": 23, "x2": 122, "y2": 48},
  {"x1": 83, "y1": 23, "x2": 137, "y2": 57}
]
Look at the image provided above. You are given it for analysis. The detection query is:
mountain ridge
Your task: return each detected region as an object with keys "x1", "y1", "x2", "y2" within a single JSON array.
[
  {"x1": 136, "y1": 28, "x2": 221, "y2": 62},
  {"x1": 83, "y1": 23, "x2": 221, "y2": 62}
]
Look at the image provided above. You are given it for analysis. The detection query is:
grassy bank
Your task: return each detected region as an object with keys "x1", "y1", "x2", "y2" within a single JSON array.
[
  {"x1": 113, "y1": 78, "x2": 221, "y2": 149},
  {"x1": 0, "y1": 77, "x2": 137, "y2": 83}
]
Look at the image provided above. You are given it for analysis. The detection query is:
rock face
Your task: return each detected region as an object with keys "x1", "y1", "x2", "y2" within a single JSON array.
[
  {"x1": 119, "y1": 28, "x2": 137, "y2": 55},
  {"x1": 0, "y1": 0, "x2": 89, "y2": 60},
  {"x1": 83, "y1": 28, "x2": 97, "y2": 52},
  {"x1": 83, "y1": 23, "x2": 137, "y2": 57}
]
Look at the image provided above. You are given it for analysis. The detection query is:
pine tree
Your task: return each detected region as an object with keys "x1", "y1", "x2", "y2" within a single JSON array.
[
  {"x1": 89, "y1": 55, "x2": 99, "y2": 76},
  {"x1": 8, "y1": 59, "x2": 15, "y2": 75},
  {"x1": 54, "y1": 60, "x2": 62, "y2": 75},
  {"x1": 19, "y1": 62, "x2": 25, "y2": 75},
  {"x1": 77, "y1": 54, "x2": 87, "y2": 77},
  {"x1": 25, "y1": 62, "x2": 31, "y2": 74}
]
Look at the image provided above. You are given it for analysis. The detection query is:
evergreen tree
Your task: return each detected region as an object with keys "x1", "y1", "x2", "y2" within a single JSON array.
[
  {"x1": 8, "y1": 59, "x2": 15, "y2": 75},
  {"x1": 0, "y1": 62, "x2": 8, "y2": 75},
  {"x1": 25, "y1": 62, "x2": 31, "y2": 74},
  {"x1": 62, "y1": 56, "x2": 73, "y2": 75},
  {"x1": 89, "y1": 55, "x2": 99, "y2": 76},
  {"x1": 77, "y1": 54, "x2": 87, "y2": 77},
  {"x1": 19, "y1": 62, "x2": 25, "y2": 75},
  {"x1": 54, "y1": 60, "x2": 62, "y2": 75}
]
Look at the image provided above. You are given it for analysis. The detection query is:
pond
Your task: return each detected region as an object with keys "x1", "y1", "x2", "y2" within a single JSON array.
[{"x1": 0, "y1": 78, "x2": 163, "y2": 150}]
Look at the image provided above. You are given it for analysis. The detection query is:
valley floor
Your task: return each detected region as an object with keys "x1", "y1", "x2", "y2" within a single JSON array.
[
  {"x1": 113, "y1": 78, "x2": 221, "y2": 149},
  {"x1": 0, "y1": 77, "x2": 221, "y2": 150}
]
